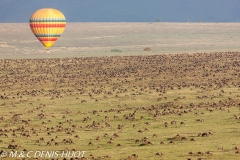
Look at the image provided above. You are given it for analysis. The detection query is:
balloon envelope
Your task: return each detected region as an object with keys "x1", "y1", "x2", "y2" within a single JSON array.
[{"x1": 29, "y1": 8, "x2": 66, "y2": 50}]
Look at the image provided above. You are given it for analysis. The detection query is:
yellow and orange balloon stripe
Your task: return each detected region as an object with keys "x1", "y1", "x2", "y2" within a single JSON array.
[{"x1": 29, "y1": 8, "x2": 66, "y2": 50}]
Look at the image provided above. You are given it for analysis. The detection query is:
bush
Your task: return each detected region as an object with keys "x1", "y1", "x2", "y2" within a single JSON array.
[
  {"x1": 143, "y1": 47, "x2": 151, "y2": 51},
  {"x1": 111, "y1": 49, "x2": 122, "y2": 52}
]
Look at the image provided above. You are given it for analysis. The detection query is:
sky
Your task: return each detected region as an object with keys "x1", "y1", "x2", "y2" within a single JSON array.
[{"x1": 1, "y1": 0, "x2": 240, "y2": 22}]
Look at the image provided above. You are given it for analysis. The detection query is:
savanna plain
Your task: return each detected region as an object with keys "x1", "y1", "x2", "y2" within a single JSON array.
[{"x1": 0, "y1": 23, "x2": 240, "y2": 160}]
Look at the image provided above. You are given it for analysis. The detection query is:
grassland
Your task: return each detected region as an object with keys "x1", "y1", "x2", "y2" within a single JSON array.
[
  {"x1": 1, "y1": 22, "x2": 240, "y2": 58},
  {"x1": 0, "y1": 52, "x2": 239, "y2": 160},
  {"x1": 0, "y1": 23, "x2": 240, "y2": 160}
]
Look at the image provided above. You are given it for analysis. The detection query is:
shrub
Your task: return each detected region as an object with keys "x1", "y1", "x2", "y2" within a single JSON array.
[
  {"x1": 111, "y1": 49, "x2": 122, "y2": 52},
  {"x1": 143, "y1": 47, "x2": 151, "y2": 51}
]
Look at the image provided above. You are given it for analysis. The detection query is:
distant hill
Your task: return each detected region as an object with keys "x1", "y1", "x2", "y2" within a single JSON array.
[{"x1": 1, "y1": 0, "x2": 240, "y2": 22}]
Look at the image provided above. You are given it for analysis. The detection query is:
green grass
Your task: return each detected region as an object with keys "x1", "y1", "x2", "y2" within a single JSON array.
[{"x1": 0, "y1": 52, "x2": 239, "y2": 159}]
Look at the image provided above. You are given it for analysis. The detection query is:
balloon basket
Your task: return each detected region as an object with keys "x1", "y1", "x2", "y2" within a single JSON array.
[{"x1": 46, "y1": 48, "x2": 50, "y2": 53}]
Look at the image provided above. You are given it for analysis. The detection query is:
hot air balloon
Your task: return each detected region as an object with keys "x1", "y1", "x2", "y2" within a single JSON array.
[{"x1": 29, "y1": 8, "x2": 66, "y2": 51}]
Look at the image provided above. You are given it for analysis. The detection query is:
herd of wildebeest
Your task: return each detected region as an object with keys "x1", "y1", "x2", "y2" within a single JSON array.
[{"x1": 0, "y1": 52, "x2": 239, "y2": 160}]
